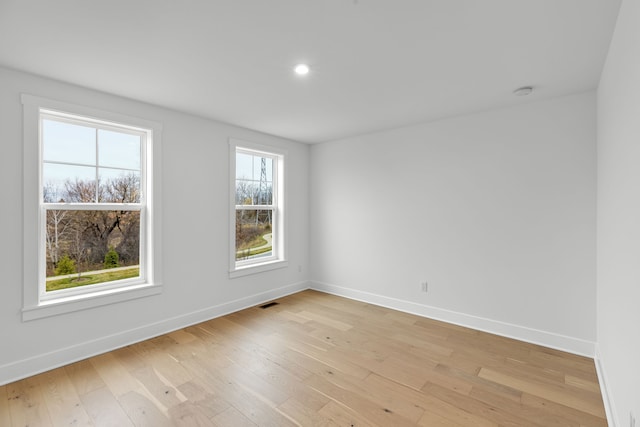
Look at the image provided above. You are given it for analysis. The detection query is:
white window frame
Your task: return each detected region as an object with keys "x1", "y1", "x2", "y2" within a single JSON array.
[
  {"x1": 229, "y1": 139, "x2": 287, "y2": 278},
  {"x1": 22, "y1": 95, "x2": 163, "y2": 321}
]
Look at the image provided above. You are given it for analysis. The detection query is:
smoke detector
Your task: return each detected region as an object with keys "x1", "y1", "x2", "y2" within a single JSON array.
[{"x1": 513, "y1": 86, "x2": 533, "y2": 96}]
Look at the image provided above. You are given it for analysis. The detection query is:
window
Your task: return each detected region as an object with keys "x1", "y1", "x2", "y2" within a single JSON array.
[
  {"x1": 22, "y1": 95, "x2": 162, "y2": 320},
  {"x1": 229, "y1": 139, "x2": 287, "y2": 277},
  {"x1": 40, "y1": 112, "x2": 146, "y2": 297}
]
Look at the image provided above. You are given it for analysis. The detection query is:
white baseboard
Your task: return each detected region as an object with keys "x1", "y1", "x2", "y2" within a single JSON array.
[
  {"x1": 1, "y1": 280, "x2": 600, "y2": 388},
  {"x1": 310, "y1": 281, "x2": 596, "y2": 357},
  {"x1": 0, "y1": 280, "x2": 309, "y2": 386},
  {"x1": 594, "y1": 346, "x2": 618, "y2": 427}
]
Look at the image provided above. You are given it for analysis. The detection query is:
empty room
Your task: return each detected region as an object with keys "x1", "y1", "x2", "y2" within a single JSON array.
[{"x1": 0, "y1": 0, "x2": 638, "y2": 426}]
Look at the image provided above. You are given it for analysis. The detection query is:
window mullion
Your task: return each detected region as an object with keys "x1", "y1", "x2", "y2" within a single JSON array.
[
  {"x1": 44, "y1": 203, "x2": 142, "y2": 211},
  {"x1": 95, "y1": 127, "x2": 99, "y2": 203},
  {"x1": 235, "y1": 205, "x2": 275, "y2": 210}
]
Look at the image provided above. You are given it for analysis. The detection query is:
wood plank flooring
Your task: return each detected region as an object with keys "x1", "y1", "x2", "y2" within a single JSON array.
[{"x1": 0, "y1": 290, "x2": 607, "y2": 426}]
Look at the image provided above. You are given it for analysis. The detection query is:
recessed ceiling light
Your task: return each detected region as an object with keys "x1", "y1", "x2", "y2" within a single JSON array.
[
  {"x1": 513, "y1": 86, "x2": 533, "y2": 96},
  {"x1": 294, "y1": 64, "x2": 310, "y2": 76}
]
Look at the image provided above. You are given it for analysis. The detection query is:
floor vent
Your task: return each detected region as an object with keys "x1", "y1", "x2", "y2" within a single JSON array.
[{"x1": 259, "y1": 302, "x2": 279, "y2": 309}]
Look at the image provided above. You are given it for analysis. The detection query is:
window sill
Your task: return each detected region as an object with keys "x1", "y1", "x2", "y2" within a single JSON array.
[
  {"x1": 229, "y1": 260, "x2": 288, "y2": 279},
  {"x1": 22, "y1": 283, "x2": 163, "y2": 321}
]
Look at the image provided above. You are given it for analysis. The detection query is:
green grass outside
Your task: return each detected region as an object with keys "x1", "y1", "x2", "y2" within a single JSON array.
[
  {"x1": 236, "y1": 231, "x2": 272, "y2": 260},
  {"x1": 237, "y1": 234, "x2": 268, "y2": 251},
  {"x1": 46, "y1": 267, "x2": 140, "y2": 292},
  {"x1": 236, "y1": 245, "x2": 273, "y2": 260}
]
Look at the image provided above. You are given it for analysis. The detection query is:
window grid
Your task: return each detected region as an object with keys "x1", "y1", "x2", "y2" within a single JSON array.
[
  {"x1": 235, "y1": 150, "x2": 277, "y2": 265},
  {"x1": 230, "y1": 140, "x2": 287, "y2": 276},
  {"x1": 39, "y1": 110, "x2": 149, "y2": 300}
]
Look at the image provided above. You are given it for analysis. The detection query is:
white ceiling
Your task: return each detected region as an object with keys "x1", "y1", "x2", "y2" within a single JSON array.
[{"x1": 0, "y1": 0, "x2": 621, "y2": 143}]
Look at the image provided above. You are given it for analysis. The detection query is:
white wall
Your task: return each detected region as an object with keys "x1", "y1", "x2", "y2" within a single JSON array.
[
  {"x1": 0, "y1": 66, "x2": 310, "y2": 385},
  {"x1": 597, "y1": 0, "x2": 640, "y2": 424},
  {"x1": 310, "y1": 92, "x2": 597, "y2": 354}
]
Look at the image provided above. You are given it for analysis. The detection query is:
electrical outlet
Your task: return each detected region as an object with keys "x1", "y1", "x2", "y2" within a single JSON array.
[
  {"x1": 421, "y1": 281, "x2": 428, "y2": 292},
  {"x1": 631, "y1": 412, "x2": 636, "y2": 427}
]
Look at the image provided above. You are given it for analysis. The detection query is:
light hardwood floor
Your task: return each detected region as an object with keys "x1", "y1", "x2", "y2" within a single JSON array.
[{"x1": 0, "y1": 290, "x2": 607, "y2": 426}]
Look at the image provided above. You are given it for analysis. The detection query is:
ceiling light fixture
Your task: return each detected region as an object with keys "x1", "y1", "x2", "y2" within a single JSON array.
[
  {"x1": 294, "y1": 64, "x2": 310, "y2": 76},
  {"x1": 513, "y1": 86, "x2": 533, "y2": 96}
]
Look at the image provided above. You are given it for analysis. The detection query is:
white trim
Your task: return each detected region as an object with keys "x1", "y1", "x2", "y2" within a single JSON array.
[
  {"x1": 5, "y1": 280, "x2": 608, "y2": 403},
  {"x1": 229, "y1": 259, "x2": 289, "y2": 278},
  {"x1": 22, "y1": 284, "x2": 163, "y2": 321},
  {"x1": 1, "y1": 281, "x2": 309, "y2": 386},
  {"x1": 594, "y1": 346, "x2": 619, "y2": 427},
  {"x1": 21, "y1": 94, "x2": 163, "y2": 320},
  {"x1": 310, "y1": 281, "x2": 596, "y2": 357},
  {"x1": 23, "y1": 94, "x2": 162, "y2": 131}
]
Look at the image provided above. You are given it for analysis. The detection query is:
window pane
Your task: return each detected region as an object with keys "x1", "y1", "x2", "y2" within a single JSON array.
[
  {"x1": 42, "y1": 119, "x2": 96, "y2": 165},
  {"x1": 253, "y1": 156, "x2": 273, "y2": 184},
  {"x1": 235, "y1": 180, "x2": 273, "y2": 205},
  {"x1": 255, "y1": 181, "x2": 273, "y2": 205},
  {"x1": 45, "y1": 209, "x2": 141, "y2": 291},
  {"x1": 43, "y1": 163, "x2": 97, "y2": 202},
  {"x1": 99, "y1": 170, "x2": 141, "y2": 203},
  {"x1": 98, "y1": 129, "x2": 141, "y2": 170},
  {"x1": 236, "y1": 179, "x2": 255, "y2": 205},
  {"x1": 236, "y1": 152, "x2": 254, "y2": 180},
  {"x1": 236, "y1": 152, "x2": 274, "y2": 205},
  {"x1": 235, "y1": 209, "x2": 273, "y2": 260},
  {"x1": 236, "y1": 153, "x2": 273, "y2": 182}
]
